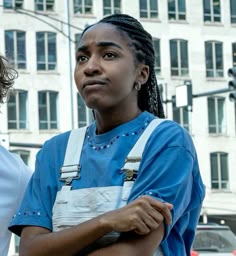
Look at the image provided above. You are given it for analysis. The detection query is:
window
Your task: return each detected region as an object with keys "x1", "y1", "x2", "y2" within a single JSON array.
[
  {"x1": 205, "y1": 41, "x2": 223, "y2": 77},
  {"x1": 203, "y1": 0, "x2": 221, "y2": 22},
  {"x1": 74, "y1": 0, "x2": 93, "y2": 15},
  {"x1": 3, "y1": 0, "x2": 23, "y2": 9},
  {"x1": 35, "y1": 0, "x2": 54, "y2": 12},
  {"x1": 208, "y1": 97, "x2": 226, "y2": 134},
  {"x1": 139, "y1": 0, "x2": 158, "y2": 19},
  {"x1": 210, "y1": 152, "x2": 229, "y2": 190},
  {"x1": 77, "y1": 94, "x2": 87, "y2": 127},
  {"x1": 75, "y1": 33, "x2": 82, "y2": 51},
  {"x1": 77, "y1": 94, "x2": 93, "y2": 127},
  {"x1": 230, "y1": 0, "x2": 236, "y2": 23},
  {"x1": 153, "y1": 39, "x2": 161, "y2": 75},
  {"x1": 232, "y1": 43, "x2": 236, "y2": 67},
  {"x1": 38, "y1": 91, "x2": 58, "y2": 130},
  {"x1": 170, "y1": 39, "x2": 189, "y2": 76},
  {"x1": 36, "y1": 32, "x2": 57, "y2": 71},
  {"x1": 5, "y1": 30, "x2": 26, "y2": 69},
  {"x1": 168, "y1": 0, "x2": 186, "y2": 21},
  {"x1": 7, "y1": 90, "x2": 28, "y2": 129},
  {"x1": 103, "y1": 0, "x2": 121, "y2": 16},
  {"x1": 172, "y1": 98, "x2": 189, "y2": 131}
]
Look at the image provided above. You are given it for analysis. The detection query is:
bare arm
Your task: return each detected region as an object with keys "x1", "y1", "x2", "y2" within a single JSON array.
[
  {"x1": 19, "y1": 196, "x2": 172, "y2": 256},
  {"x1": 87, "y1": 223, "x2": 165, "y2": 256}
]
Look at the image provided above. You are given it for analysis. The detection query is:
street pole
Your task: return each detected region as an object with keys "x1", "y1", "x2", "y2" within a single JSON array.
[{"x1": 66, "y1": 0, "x2": 74, "y2": 129}]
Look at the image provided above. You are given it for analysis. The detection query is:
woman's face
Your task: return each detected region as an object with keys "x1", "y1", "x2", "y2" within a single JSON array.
[{"x1": 74, "y1": 23, "x2": 142, "y2": 113}]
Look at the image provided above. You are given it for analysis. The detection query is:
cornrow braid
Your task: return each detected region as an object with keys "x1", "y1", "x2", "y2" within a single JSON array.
[
  {"x1": 98, "y1": 14, "x2": 165, "y2": 118},
  {"x1": 0, "y1": 55, "x2": 18, "y2": 104}
]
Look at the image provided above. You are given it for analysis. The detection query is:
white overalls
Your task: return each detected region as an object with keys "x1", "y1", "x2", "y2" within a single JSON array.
[{"x1": 52, "y1": 119, "x2": 165, "y2": 256}]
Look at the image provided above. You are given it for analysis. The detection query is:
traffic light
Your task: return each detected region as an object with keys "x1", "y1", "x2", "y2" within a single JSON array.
[{"x1": 228, "y1": 67, "x2": 236, "y2": 101}]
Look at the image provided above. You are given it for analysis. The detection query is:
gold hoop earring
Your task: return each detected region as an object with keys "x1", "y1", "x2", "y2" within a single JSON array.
[{"x1": 135, "y1": 81, "x2": 141, "y2": 91}]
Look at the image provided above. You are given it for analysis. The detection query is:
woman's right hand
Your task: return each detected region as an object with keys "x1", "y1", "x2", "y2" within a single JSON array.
[{"x1": 99, "y1": 195, "x2": 173, "y2": 235}]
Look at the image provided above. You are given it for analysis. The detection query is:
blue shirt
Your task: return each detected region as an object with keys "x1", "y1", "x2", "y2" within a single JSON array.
[{"x1": 9, "y1": 111, "x2": 205, "y2": 255}]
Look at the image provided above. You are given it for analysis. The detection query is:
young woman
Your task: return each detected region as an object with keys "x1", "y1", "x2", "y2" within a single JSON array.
[
  {"x1": 9, "y1": 14, "x2": 205, "y2": 256},
  {"x1": 0, "y1": 55, "x2": 32, "y2": 256}
]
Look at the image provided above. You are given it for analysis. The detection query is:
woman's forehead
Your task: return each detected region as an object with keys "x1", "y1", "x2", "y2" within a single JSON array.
[{"x1": 79, "y1": 23, "x2": 130, "y2": 47}]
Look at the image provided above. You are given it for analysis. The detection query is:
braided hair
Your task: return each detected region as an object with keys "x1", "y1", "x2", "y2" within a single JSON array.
[
  {"x1": 80, "y1": 14, "x2": 165, "y2": 118},
  {"x1": 0, "y1": 55, "x2": 18, "y2": 104}
]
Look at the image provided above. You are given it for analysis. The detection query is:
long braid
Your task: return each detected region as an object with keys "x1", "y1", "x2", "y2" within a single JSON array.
[{"x1": 99, "y1": 14, "x2": 165, "y2": 118}]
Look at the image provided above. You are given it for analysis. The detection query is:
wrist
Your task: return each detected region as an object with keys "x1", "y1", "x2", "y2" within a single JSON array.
[{"x1": 97, "y1": 212, "x2": 114, "y2": 234}]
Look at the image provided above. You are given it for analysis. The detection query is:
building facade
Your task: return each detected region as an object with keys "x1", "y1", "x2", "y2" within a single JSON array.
[{"x1": 0, "y1": 0, "x2": 236, "y2": 255}]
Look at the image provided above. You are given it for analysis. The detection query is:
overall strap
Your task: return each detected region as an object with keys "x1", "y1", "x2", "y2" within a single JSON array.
[
  {"x1": 126, "y1": 118, "x2": 165, "y2": 160},
  {"x1": 60, "y1": 126, "x2": 87, "y2": 186},
  {"x1": 63, "y1": 126, "x2": 87, "y2": 166}
]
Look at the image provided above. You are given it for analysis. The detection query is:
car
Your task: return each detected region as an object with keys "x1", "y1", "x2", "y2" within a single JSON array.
[{"x1": 192, "y1": 223, "x2": 236, "y2": 255}]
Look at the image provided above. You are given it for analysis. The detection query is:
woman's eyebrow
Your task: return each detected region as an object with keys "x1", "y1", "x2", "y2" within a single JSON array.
[
  {"x1": 77, "y1": 41, "x2": 123, "y2": 52},
  {"x1": 96, "y1": 41, "x2": 123, "y2": 49}
]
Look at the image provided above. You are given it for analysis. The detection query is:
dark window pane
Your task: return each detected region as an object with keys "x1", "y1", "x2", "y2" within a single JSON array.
[
  {"x1": 208, "y1": 97, "x2": 216, "y2": 133},
  {"x1": 19, "y1": 91, "x2": 27, "y2": 129},
  {"x1": 180, "y1": 41, "x2": 188, "y2": 68},
  {"x1": 178, "y1": 0, "x2": 186, "y2": 12},
  {"x1": 78, "y1": 94, "x2": 87, "y2": 127},
  {"x1": 140, "y1": 0, "x2": 147, "y2": 10},
  {"x1": 210, "y1": 153, "x2": 218, "y2": 180},
  {"x1": 50, "y1": 92, "x2": 57, "y2": 124},
  {"x1": 104, "y1": 0, "x2": 111, "y2": 7},
  {"x1": 114, "y1": 0, "x2": 120, "y2": 8},
  {"x1": 205, "y1": 42, "x2": 213, "y2": 69},
  {"x1": 5, "y1": 31, "x2": 14, "y2": 64},
  {"x1": 233, "y1": 43, "x2": 236, "y2": 67},
  {"x1": 150, "y1": 0, "x2": 157, "y2": 10},
  {"x1": 170, "y1": 40, "x2": 178, "y2": 68},
  {"x1": 230, "y1": 0, "x2": 236, "y2": 23},
  {"x1": 220, "y1": 154, "x2": 228, "y2": 181}
]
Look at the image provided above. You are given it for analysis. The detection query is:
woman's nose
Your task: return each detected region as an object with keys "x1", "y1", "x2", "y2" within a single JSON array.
[{"x1": 84, "y1": 56, "x2": 101, "y2": 76}]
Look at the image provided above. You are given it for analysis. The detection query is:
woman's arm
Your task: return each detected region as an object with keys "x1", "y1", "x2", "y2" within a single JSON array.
[
  {"x1": 19, "y1": 196, "x2": 172, "y2": 256},
  {"x1": 87, "y1": 223, "x2": 165, "y2": 256}
]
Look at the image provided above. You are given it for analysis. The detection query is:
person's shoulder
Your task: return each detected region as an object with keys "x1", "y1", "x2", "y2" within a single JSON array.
[
  {"x1": 0, "y1": 145, "x2": 32, "y2": 180},
  {"x1": 0, "y1": 145, "x2": 24, "y2": 166},
  {"x1": 149, "y1": 118, "x2": 194, "y2": 148}
]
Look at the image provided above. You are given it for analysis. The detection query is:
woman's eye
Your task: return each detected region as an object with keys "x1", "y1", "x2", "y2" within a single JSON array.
[
  {"x1": 76, "y1": 55, "x2": 88, "y2": 63},
  {"x1": 103, "y1": 52, "x2": 116, "y2": 59}
]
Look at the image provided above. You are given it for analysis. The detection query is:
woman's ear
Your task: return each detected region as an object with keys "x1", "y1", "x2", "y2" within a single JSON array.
[{"x1": 137, "y1": 64, "x2": 149, "y2": 85}]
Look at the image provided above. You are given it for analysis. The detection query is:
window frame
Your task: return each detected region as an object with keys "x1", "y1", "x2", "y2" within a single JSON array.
[
  {"x1": 139, "y1": 0, "x2": 159, "y2": 19},
  {"x1": 35, "y1": 0, "x2": 55, "y2": 12},
  {"x1": 77, "y1": 93, "x2": 93, "y2": 128},
  {"x1": 170, "y1": 39, "x2": 189, "y2": 77},
  {"x1": 230, "y1": 0, "x2": 236, "y2": 24},
  {"x1": 168, "y1": 0, "x2": 186, "y2": 21},
  {"x1": 172, "y1": 96, "x2": 190, "y2": 131},
  {"x1": 210, "y1": 152, "x2": 229, "y2": 190},
  {"x1": 7, "y1": 90, "x2": 28, "y2": 130},
  {"x1": 3, "y1": 0, "x2": 23, "y2": 9},
  {"x1": 73, "y1": 0, "x2": 93, "y2": 15},
  {"x1": 103, "y1": 0, "x2": 121, "y2": 16},
  {"x1": 153, "y1": 38, "x2": 161, "y2": 75},
  {"x1": 203, "y1": 0, "x2": 221, "y2": 23},
  {"x1": 5, "y1": 30, "x2": 26, "y2": 69},
  {"x1": 205, "y1": 40, "x2": 224, "y2": 78},
  {"x1": 207, "y1": 96, "x2": 226, "y2": 135},
  {"x1": 38, "y1": 90, "x2": 58, "y2": 130},
  {"x1": 36, "y1": 31, "x2": 57, "y2": 71}
]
